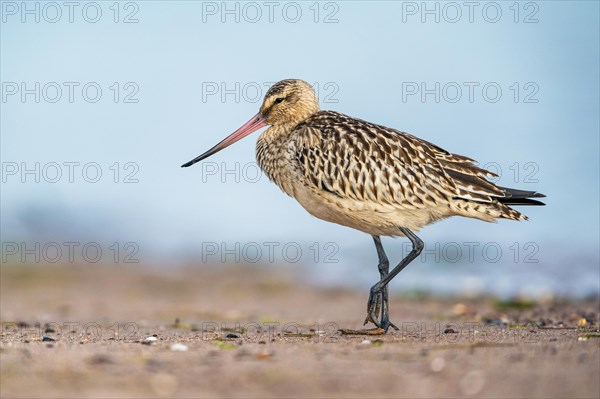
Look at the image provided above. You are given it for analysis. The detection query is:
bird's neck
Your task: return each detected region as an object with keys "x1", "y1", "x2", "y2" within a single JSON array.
[{"x1": 255, "y1": 125, "x2": 296, "y2": 197}]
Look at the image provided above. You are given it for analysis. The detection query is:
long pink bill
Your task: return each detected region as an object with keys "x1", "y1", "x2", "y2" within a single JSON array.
[{"x1": 181, "y1": 113, "x2": 267, "y2": 168}]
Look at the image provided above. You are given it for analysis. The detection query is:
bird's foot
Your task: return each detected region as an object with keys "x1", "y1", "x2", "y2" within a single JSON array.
[
  {"x1": 363, "y1": 288, "x2": 382, "y2": 327},
  {"x1": 361, "y1": 286, "x2": 399, "y2": 333},
  {"x1": 363, "y1": 284, "x2": 385, "y2": 325},
  {"x1": 378, "y1": 317, "x2": 399, "y2": 332}
]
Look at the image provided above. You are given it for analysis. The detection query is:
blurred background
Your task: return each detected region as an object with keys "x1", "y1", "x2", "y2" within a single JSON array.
[{"x1": 2, "y1": 1, "x2": 599, "y2": 299}]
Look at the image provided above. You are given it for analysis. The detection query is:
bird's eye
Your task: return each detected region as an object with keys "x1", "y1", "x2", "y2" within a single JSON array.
[{"x1": 274, "y1": 97, "x2": 284, "y2": 104}]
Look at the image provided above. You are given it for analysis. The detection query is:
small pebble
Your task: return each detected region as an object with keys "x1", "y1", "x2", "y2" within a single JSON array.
[
  {"x1": 431, "y1": 357, "x2": 445, "y2": 372},
  {"x1": 169, "y1": 343, "x2": 188, "y2": 352},
  {"x1": 42, "y1": 336, "x2": 56, "y2": 342},
  {"x1": 452, "y1": 303, "x2": 475, "y2": 316},
  {"x1": 142, "y1": 336, "x2": 158, "y2": 345},
  {"x1": 360, "y1": 339, "x2": 372, "y2": 345},
  {"x1": 87, "y1": 354, "x2": 112, "y2": 365},
  {"x1": 225, "y1": 333, "x2": 240, "y2": 339},
  {"x1": 256, "y1": 350, "x2": 275, "y2": 360}
]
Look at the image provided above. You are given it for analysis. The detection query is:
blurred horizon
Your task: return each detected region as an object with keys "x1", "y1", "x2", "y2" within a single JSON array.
[{"x1": 1, "y1": 1, "x2": 599, "y2": 298}]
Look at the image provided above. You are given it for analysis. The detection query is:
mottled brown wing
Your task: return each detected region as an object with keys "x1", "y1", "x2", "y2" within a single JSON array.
[{"x1": 289, "y1": 111, "x2": 505, "y2": 208}]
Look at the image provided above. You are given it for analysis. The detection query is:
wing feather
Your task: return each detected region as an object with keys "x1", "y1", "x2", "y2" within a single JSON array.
[{"x1": 290, "y1": 111, "x2": 506, "y2": 207}]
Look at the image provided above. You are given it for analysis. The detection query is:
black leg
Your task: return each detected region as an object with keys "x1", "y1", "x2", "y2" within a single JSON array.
[
  {"x1": 365, "y1": 228, "x2": 423, "y2": 332},
  {"x1": 364, "y1": 236, "x2": 394, "y2": 329}
]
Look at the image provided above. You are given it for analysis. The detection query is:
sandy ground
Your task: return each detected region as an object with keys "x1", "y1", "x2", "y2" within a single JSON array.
[{"x1": 1, "y1": 263, "x2": 599, "y2": 398}]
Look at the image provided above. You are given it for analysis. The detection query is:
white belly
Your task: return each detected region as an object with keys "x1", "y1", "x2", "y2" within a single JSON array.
[{"x1": 290, "y1": 180, "x2": 444, "y2": 237}]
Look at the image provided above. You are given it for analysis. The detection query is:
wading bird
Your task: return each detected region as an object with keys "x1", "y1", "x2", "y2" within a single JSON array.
[{"x1": 182, "y1": 79, "x2": 545, "y2": 334}]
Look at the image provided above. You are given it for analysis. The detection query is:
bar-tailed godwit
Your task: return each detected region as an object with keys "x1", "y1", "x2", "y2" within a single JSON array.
[{"x1": 182, "y1": 79, "x2": 545, "y2": 334}]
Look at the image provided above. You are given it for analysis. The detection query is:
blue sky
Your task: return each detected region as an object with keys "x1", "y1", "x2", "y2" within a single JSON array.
[{"x1": 1, "y1": 1, "x2": 599, "y2": 297}]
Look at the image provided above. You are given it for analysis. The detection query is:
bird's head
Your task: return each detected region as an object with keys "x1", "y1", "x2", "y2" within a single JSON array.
[
  {"x1": 181, "y1": 79, "x2": 319, "y2": 168},
  {"x1": 259, "y1": 79, "x2": 320, "y2": 127}
]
